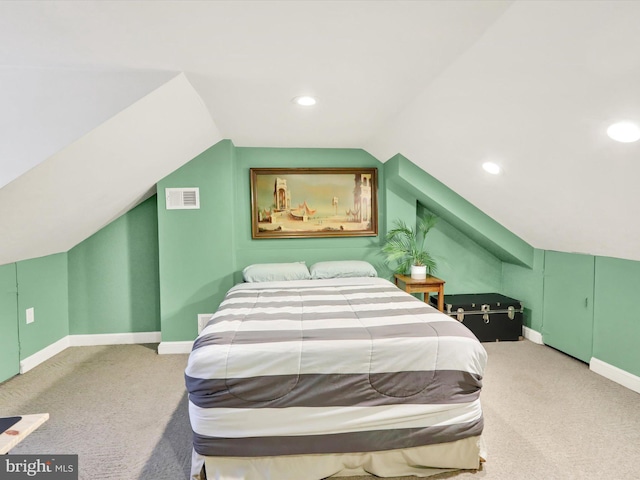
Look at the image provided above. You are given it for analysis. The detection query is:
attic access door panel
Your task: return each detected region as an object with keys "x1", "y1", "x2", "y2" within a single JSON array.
[
  {"x1": 542, "y1": 251, "x2": 594, "y2": 363},
  {"x1": 0, "y1": 264, "x2": 19, "y2": 383}
]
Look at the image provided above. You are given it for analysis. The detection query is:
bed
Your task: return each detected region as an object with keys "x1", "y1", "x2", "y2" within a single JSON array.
[{"x1": 185, "y1": 267, "x2": 487, "y2": 480}]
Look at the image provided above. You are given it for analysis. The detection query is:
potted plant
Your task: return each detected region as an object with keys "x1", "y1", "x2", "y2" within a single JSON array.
[{"x1": 381, "y1": 213, "x2": 437, "y2": 279}]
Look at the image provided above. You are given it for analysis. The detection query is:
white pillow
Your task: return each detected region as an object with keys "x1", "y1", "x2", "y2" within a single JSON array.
[
  {"x1": 309, "y1": 261, "x2": 377, "y2": 279},
  {"x1": 242, "y1": 262, "x2": 311, "y2": 282}
]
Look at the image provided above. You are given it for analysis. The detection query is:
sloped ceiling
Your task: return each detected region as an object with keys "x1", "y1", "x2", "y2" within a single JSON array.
[
  {"x1": 2, "y1": 0, "x2": 640, "y2": 264},
  {"x1": 0, "y1": 74, "x2": 221, "y2": 265},
  {"x1": 368, "y1": 1, "x2": 640, "y2": 261},
  {"x1": 0, "y1": 68, "x2": 177, "y2": 188}
]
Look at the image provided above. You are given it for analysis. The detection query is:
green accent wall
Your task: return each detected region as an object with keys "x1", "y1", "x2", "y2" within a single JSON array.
[
  {"x1": 234, "y1": 147, "x2": 385, "y2": 281},
  {"x1": 16, "y1": 253, "x2": 69, "y2": 359},
  {"x1": 4, "y1": 139, "x2": 640, "y2": 389},
  {"x1": 385, "y1": 154, "x2": 534, "y2": 268},
  {"x1": 502, "y1": 249, "x2": 545, "y2": 331},
  {"x1": 384, "y1": 167, "x2": 503, "y2": 295},
  {"x1": 383, "y1": 153, "x2": 545, "y2": 329},
  {"x1": 68, "y1": 196, "x2": 160, "y2": 334},
  {"x1": 416, "y1": 204, "x2": 502, "y2": 295},
  {"x1": 157, "y1": 140, "x2": 237, "y2": 342},
  {"x1": 542, "y1": 251, "x2": 595, "y2": 363},
  {"x1": 593, "y1": 256, "x2": 640, "y2": 377},
  {"x1": 0, "y1": 263, "x2": 19, "y2": 383},
  {"x1": 156, "y1": 142, "x2": 522, "y2": 342},
  {"x1": 157, "y1": 143, "x2": 388, "y2": 341},
  {"x1": 1, "y1": 195, "x2": 160, "y2": 380}
]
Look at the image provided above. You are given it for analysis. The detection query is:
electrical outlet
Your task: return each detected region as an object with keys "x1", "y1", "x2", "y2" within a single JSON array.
[
  {"x1": 26, "y1": 307, "x2": 35, "y2": 324},
  {"x1": 197, "y1": 314, "x2": 213, "y2": 334}
]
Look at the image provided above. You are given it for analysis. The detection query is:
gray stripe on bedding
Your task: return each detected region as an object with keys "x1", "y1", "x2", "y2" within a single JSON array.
[
  {"x1": 215, "y1": 300, "x2": 425, "y2": 316},
  {"x1": 196, "y1": 307, "x2": 440, "y2": 330},
  {"x1": 186, "y1": 370, "x2": 482, "y2": 408},
  {"x1": 192, "y1": 321, "x2": 476, "y2": 350},
  {"x1": 192, "y1": 418, "x2": 484, "y2": 457},
  {"x1": 219, "y1": 296, "x2": 419, "y2": 309},
  {"x1": 227, "y1": 286, "x2": 395, "y2": 298}
]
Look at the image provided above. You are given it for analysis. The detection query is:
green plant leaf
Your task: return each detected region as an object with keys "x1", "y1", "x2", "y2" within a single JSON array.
[{"x1": 380, "y1": 213, "x2": 438, "y2": 274}]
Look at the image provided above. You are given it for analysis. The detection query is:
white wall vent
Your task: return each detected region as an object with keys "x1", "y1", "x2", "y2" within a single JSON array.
[{"x1": 166, "y1": 187, "x2": 200, "y2": 210}]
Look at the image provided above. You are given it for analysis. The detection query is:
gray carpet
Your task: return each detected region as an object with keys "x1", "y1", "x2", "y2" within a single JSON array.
[
  {"x1": 1, "y1": 340, "x2": 639, "y2": 479},
  {"x1": 0, "y1": 344, "x2": 191, "y2": 480}
]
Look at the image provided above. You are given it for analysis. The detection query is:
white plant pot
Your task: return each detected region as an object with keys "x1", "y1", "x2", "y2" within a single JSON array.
[{"x1": 410, "y1": 265, "x2": 427, "y2": 280}]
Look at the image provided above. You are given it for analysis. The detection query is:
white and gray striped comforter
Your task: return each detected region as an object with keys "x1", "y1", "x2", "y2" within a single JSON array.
[{"x1": 185, "y1": 277, "x2": 487, "y2": 457}]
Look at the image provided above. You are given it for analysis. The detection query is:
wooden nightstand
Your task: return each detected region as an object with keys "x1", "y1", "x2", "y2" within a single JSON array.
[{"x1": 394, "y1": 274, "x2": 446, "y2": 312}]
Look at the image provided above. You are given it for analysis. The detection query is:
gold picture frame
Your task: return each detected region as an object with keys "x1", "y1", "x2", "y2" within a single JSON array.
[{"x1": 250, "y1": 167, "x2": 378, "y2": 239}]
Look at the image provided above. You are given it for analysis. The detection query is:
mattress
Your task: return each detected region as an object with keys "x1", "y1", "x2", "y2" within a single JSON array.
[{"x1": 185, "y1": 277, "x2": 487, "y2": 460}]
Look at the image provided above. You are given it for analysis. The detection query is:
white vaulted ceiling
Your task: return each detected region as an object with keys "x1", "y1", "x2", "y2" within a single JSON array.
[{"x1": 2, "y1": 1, "x2": 640, "y2": 264}]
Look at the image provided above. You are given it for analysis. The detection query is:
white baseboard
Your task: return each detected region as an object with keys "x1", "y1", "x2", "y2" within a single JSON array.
[
  {"x1": 158, "y1": 341, "x2": 193, "y2": 354},
  {"x1": 69, "y1": 331, "x2": 161, "y2": 346},
  {"x1": 19, "y1": 331, "x2": 161, "y2": 374},
  {"x1": 590, "y1": 357, "x2": 640, "y2": 395},
  {"x1": 20, "y1": 336, "x2": 71, "y2": 374},
  {"x1": 523, "y1": 326, "x2": 544, "y2": 344}
]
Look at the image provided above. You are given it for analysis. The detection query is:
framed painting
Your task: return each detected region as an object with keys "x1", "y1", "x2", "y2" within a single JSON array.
[{"x1": 250, "y1": 167, "x2": 378, "y2": 239}]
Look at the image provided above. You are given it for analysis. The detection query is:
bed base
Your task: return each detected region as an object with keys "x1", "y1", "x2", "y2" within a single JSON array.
[{"x1": 192, "y1": 435, "x2": 484, "y2": 480}]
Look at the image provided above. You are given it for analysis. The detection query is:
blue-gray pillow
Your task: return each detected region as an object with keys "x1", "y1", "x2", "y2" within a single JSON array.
[
  {"x1": 242, "y1": 262, "x2": 311, "y2": 282},
  {"x1": 309, "y1": 261, "x2": 377, "y2": 279}
]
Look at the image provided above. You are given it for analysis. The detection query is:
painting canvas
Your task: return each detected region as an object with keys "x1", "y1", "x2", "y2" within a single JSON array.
[{"x1": 250, "y1": 168, "x2": 378, "y2": 238}]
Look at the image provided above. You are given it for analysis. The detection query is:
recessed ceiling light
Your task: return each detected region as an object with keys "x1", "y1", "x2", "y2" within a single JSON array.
[
  {"x1": 607, "y1": 121, "x2": 640, "y2": 143},
  {"x1": 482, "y1": 162, "x2": 501, "y2": 175},
  {"x1": 292, "y1": 95, "x2": 317, "y2": 106}
]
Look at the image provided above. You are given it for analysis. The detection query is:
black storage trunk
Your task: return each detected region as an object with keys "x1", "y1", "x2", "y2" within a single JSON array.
[{"x1": 431, "y1": 293, "x2": 523, "y2": 342}]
